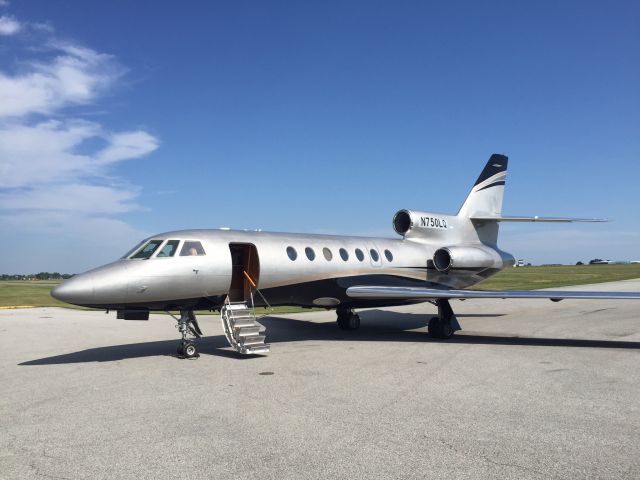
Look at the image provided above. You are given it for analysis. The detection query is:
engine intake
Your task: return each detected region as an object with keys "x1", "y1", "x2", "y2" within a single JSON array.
[
  {"x1": 433, "y1": 246, "x2": 495, "y2": 273},
  {"x1": 392, "y1": 209, "x2": 455, "y2": 239},
  {"x1": 393, "y1": 210, "x2": 413, "y2": 235}
]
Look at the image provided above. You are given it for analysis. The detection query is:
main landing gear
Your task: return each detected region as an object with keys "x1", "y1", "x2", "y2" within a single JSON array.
[
  {"x1": 428, "y1": 298, "x2": 462, "y2": 339},
  {"x1": 336, "y1": 307, "x2": 360, "y2": 330},
  {"x1": 174, "y1": 309, "x2": 203, "y2": 359}
]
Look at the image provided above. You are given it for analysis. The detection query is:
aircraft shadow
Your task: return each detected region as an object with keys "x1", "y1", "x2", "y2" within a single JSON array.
[
  {"x1": 261, "y1": 311, "x2": 640, "y2": 350},
  {"x1": 19, "y1": 309, "x2": 640, "y2": 365},
  {"x1": 19, "y1": 335, "x2": 244, "y2": 365}
]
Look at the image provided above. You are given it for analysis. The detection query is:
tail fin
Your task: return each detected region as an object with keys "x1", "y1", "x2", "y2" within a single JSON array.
[
  {"x1": 457, "y1": 154, "x2": 508, "y2": 219},
  {"x1": 456, "y1": 154, "x2": 508, "y2": 246}
]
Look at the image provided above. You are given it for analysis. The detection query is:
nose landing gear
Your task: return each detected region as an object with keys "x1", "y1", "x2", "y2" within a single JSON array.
[{"x1": 173, "y1": 309, "x2": 202, "y2": 359}]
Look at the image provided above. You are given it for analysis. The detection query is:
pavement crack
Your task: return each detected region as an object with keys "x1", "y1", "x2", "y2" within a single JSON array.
[{"x1": 580, "y1": 307, "x2": 614, "y2": 315}]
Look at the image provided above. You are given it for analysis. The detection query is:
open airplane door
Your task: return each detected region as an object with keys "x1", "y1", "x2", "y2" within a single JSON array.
[{"x1": 228, "y1": 243, "x2": 260, "y2": 303}]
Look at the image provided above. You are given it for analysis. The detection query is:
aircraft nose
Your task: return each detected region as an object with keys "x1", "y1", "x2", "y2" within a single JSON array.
[{"x1": 51, "y1": 274, "x2": 95, "y2": 306}]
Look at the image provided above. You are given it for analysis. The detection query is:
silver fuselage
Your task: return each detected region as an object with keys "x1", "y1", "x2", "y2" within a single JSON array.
[{"x1": 51, "y1": 229, "x2": 513, "y2": 311}]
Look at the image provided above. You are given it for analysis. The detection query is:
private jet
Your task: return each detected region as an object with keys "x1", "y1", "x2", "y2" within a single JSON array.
[{"x1": 52, "y1": 155, "x2": 640, "y2": 358}]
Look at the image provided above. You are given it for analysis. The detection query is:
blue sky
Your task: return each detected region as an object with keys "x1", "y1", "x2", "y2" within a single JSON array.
[{"x1": 1, "y1": 1, "x2": 638, "y2": 273}]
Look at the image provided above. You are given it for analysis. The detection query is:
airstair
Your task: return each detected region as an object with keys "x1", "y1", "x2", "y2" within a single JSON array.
[{"x1": 220, "y1": 294, "x2": 271, "y2": 355}]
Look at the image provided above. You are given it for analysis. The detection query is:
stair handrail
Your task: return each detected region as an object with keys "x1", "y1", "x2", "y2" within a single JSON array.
[{"x1": 242, "y1": 270, "x2": 273, "y2": 316}]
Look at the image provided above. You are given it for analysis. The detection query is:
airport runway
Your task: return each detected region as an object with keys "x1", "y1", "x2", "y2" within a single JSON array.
[{"x1": 1, "y1": 279, "x2": 639, "y2": 480}]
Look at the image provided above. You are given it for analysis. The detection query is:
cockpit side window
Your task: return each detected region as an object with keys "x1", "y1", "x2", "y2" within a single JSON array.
[
  {"x1": 180, "y1": 240, "x2": 206, "y2": 256},
  {"x1": 156, "y1": 240, "x2": 180, "y2": 258},
  {"x1": 130, "y1": 240, "x2": 163, "y2": 259}
]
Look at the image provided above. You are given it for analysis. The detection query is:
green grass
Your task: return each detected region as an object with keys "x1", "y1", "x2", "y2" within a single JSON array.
[
  {"x1": 477, "y1": 264, "x2": 640, "y2": 290},
  {"x1": 0, "y1": 280, "x2": 319, "y2": 314},
  {"x1": 0, "y1": 281, "x2": 72, "y2": 308},
  {"x1": 2, "y1": 264, "x2": 639, "y2": 310}
]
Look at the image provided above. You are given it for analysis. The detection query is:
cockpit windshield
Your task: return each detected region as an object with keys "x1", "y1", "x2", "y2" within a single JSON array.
[
  {"x1": 157, "y1": 240, "x2": 180, "y2": 257},
  {"x1": 129, "y1": 240, "x2": 163, "y2": 259}
]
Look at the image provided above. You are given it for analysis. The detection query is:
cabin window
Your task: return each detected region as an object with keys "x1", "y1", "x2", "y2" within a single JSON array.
[
  {"x1": 355, "y1": 248, "x2": 364, "y2": 262},
  {"x1": 323, "y1": 247, "x2": 333, "y2": 261},
  {"x1": 287, "y1": 246, "x2": 297, "y2": 261},
  {"x1": 157, "y1": 240, "x2": 180, "y2": 257},
  {"x1": 384, "y1": 249, "x2": 393, "y2": 262},
  {"x1": 339, "y1": 248, "x2": 349, "y2": 261},
  {"x1": 180, "y1": 241, "x2": 206, "y2": 256},
  {"x1": 370, "y1": 249, "x2": 380, "y2": 262},
  {"x1": 130, "y1": 240, "x2": 163, "y2": 259},
  {"x1": 305, "y1": 247, "x2": 316, "y2": 261}
]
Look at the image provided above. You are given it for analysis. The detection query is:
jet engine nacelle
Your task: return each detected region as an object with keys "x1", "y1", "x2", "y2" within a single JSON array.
[
  {"x1": 393, "y1": 209, "x2": 456, "y2": 240},
  {"x1": 432, "y1": 246, "x2": 496, "y2": 273}
]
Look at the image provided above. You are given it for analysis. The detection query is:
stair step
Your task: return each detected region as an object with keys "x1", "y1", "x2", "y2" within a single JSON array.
[
  {"x1": 233, "y1": 318, "x2": 257, "y2": 328},
  {"x1": 221, "y1": 296, "x2": 270, "y2": 354},
  {"x1": 226, "y1": 303, "x2": 250, "y2": 311},
  {"x1": 236, "y1": 326, "x2": 261, "y2": 337},
  {"x1": 241, "y1": 335, "x2": 266, "y2": 346},
  {"x1": 244, "y1": 344, "x2": 270, "y2": 354}
]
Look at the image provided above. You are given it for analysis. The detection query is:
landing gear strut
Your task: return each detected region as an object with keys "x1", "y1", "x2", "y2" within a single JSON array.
[
  {"x1": 174, "y1": 309, "x2": 203, "y2": 358},
  {"x1": 428, "y1": 299, "x2": 462, "y2": 339},
  {"x1": 336, "y1": 307, "x2": 360, "y2": 330}
]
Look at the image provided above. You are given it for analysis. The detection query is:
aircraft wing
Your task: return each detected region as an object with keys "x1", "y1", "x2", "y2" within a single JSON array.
[
  {"x1": 346, "y1": 286, "x2": 640, "y2": 301},
  {"x1": 470, "y1": 215, "x2": 607, "y2": 223}
]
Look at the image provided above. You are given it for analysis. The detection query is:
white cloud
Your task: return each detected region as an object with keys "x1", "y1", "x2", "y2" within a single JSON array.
[
  {"x1": 0, "y1": 119, "x2": 99, "y2": 187},
  {"x1": 96, "y1": 130, "x2": 159, "y2": 165},
  {"x1": 0, "y1": 42, "x2": 122, "y2": 118},
  {"x1": 0, "y1": 15, "x2": 20, "y2": 35},
  {"x1": 0, "y1": 184, "x2": 143, "y2": 214},
  {"x1": 0, "y1": 119, "x2": 158, "y2": 188},
  {"x1": 0, "y1": 1, "x2": 11, "y2": 8},
  {"x1": 0, "y1": 14, "x2": 159, "y2": 273}
]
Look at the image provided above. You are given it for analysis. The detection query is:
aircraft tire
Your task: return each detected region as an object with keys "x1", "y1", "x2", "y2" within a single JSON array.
[
  {"x1": 428, "y1": 317, "x2": 441, "y2": 337},
  {"x1": 428, "y1": 317, "x2": 454, "y2": 339},
  {"x1": 182, "y1": 341, "x2": 198, "y2": 359},
  {"x1": 440, "y1": 321, "x2": 454, "y2": 339},
  {"x1": 337, "y1": 312, "x2": 360, "y2": 330}
]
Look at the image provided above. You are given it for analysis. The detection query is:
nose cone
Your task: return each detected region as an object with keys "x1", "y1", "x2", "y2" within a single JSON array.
[{"x1": 51, "y1": 274, "x2": 95, "y2": 306}]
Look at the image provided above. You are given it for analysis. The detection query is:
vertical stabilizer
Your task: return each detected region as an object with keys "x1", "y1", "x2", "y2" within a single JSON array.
[
  {"x1": 458, "y1": 154, "x2": 508, "y2": 219},
  {"x1": 457, "y1": 154, "x2": 508, "y2": 245}
]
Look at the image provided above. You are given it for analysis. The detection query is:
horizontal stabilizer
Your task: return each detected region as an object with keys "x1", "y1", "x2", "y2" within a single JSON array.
[
  {"x1": 470, "y1": 215, "x2": 607, "y2": 223},
  {"x1": 346, "y1": 286, "x2": 640, "y2": 301}
]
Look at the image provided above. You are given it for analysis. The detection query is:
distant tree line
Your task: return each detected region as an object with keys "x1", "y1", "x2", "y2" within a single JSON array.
[{"x1": 1, "y1": 273, "x2": 74, "y2": 280}]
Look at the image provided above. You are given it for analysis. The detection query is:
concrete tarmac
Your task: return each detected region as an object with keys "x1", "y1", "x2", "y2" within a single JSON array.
[{"x1": 1, "y1": 279, "x2": 639, "y2": 479}]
